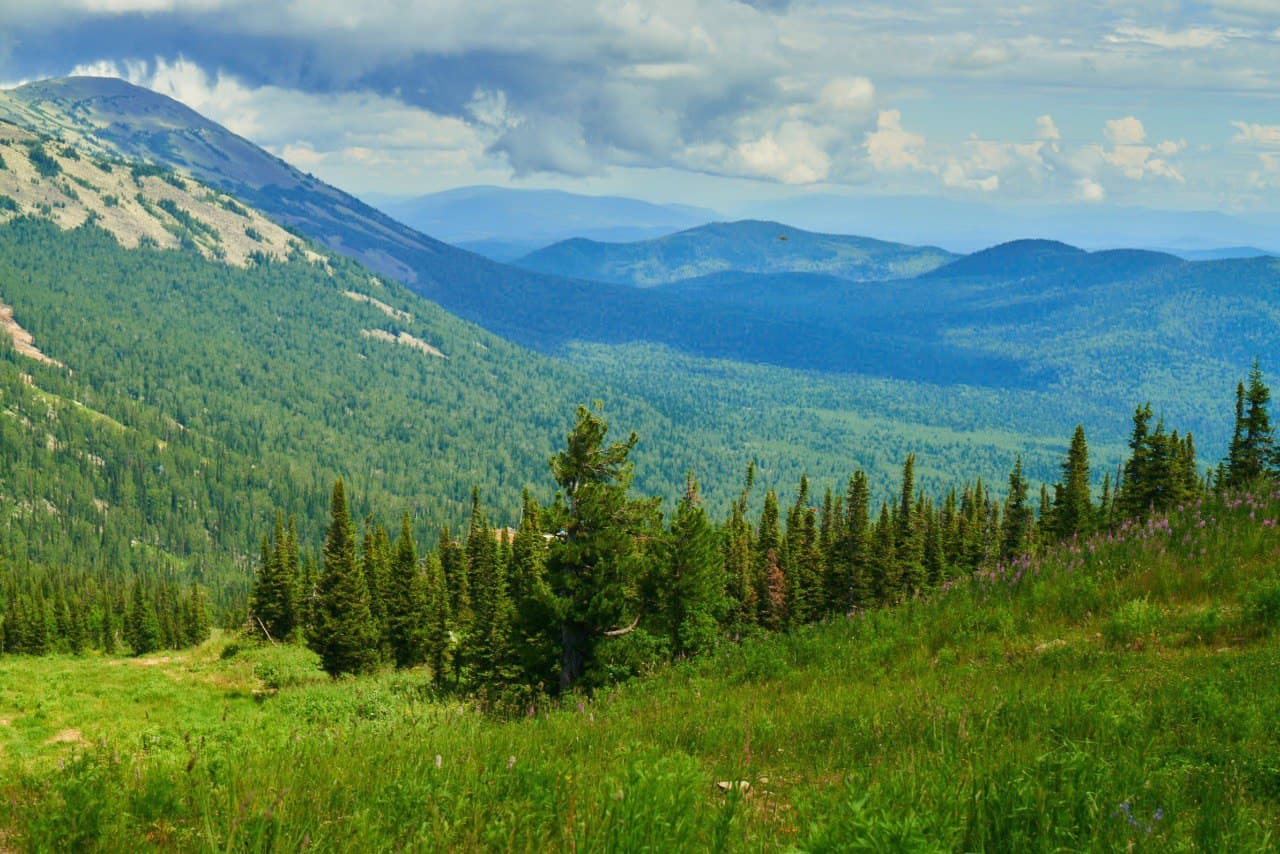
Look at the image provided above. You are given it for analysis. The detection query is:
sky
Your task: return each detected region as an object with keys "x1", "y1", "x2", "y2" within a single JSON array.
[{"x1": 1, "y1": 0, "x2": 1279, "y2": 213}]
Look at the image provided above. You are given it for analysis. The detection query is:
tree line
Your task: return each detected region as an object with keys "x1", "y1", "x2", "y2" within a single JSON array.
[
  {"x1": 248, "y1": 361, "x2": 1278, "y2": 695},
  {"x1": 1, "y1": 566, "x2": 210, "y2": 656}
]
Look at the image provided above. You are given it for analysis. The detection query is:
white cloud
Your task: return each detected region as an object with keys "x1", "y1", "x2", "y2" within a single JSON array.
[
  {"x1": 67, "y1": 57, "x2": 503, "y2": 192},
  {"x1": 1075, "y1": 178, "x2": 1106, "y2": 202},
  {"x1": 1103, "y1": 116, "x2": 1147, "y2": 146},
  {"x1": 863, "y1": 109, "x2": 925, "y2": 172},
  {"x1": 1106, "y1": 25, "x2": 1237, "y2": 50},
  {"x1": 1232, "y1": 121, "x2": 1280, "y2": 147},
  {"x1": 1035, "y1": 115, "x2": 1061, "y2": 142}
]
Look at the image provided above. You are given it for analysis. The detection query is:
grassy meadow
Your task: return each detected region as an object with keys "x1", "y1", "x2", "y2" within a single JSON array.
[{"x1": 2, "y1": 490, "x2": 1279, "y2": 851}]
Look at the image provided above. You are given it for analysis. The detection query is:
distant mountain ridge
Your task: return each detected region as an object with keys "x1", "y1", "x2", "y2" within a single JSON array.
[
  {"x1": 370, "y1": 185, "x2": 717, "y2": 253},
  {"x1": 3, "y1": 75, "x2": 1277, "y2": 409},
  {"x1": 0, "y1": 77, "x2": 1026, "y2": 387},
  {"x1": 515, "y1": 219, "x2": 956, "y2": 286},
  {"x1": 924, "y1": 239, "x2": 1183, "y2": 281}
]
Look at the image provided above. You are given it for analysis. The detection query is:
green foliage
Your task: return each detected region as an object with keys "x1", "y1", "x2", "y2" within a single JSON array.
[
  {"x1": 1104, "y1": 597, "x2": 1165, "y2": 647},
  {"x1": 5, "y1": 489, "x2": 1280, "y2": 849},
  {"x1": 547, "y1": 404, "x2": 660, "y2": 691},
  {"x1": 24, "y1": 141, "x2": 59, "y2": 178},
  {"x1": 660, "y1": 475, "x2": 726, "y2": 656},
  {"x1": 516, "y1": 219, "x2": 955, "y2": 286},
  {"x1": 1241, "y1": 574, "x2": 1280, "y2": 632},
  {"x1": 385, "y1": 514, "x2": 427, "y2": 669},
  {"x1": 0, "y1": 193, "x2": 17, "y2": 213},
  {"x1": 309, "y1": 481, "x2": 380, "y2": 677}
]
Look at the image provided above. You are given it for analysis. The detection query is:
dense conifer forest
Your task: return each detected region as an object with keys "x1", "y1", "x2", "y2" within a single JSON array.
[{"x1": 234, "y1": 363, "x2": 1274, "y2": 695}]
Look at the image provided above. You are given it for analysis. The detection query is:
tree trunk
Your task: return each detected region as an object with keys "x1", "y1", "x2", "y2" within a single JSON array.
[{"x1": 560, "y1": 622, "x2": 586, "y2": 693}]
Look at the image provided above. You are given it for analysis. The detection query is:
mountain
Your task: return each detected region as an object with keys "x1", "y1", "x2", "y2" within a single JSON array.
[
  {"x1": 4, "y1": 77, "x2": 1277, "y2": 456},
  {"x1": 0, "y1": 79, "x2": 1031, "y2": 388},
  {"x1": 514, "y1": 219, "x2": 957, "y2": 286},
  {"x1": 0, "y1": 127, "x2": 804, "y2": 598},
  {"x1": 1170, "y1": 246, "x2": 1276, "y2": 261},
  {"x1": 369, "y1": 185, "x2": 717, "y2": 252},
  {"x1": 738, "y1": 193, "x2": 1280, "y2": 255},
  {"x1": 923, "y1": 239, "x2": 1182, "y2": 282}
]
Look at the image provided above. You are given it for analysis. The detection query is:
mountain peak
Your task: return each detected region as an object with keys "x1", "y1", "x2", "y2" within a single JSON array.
[{"x1": 516, "y1": 219, "x2": 956, "y2": 286}]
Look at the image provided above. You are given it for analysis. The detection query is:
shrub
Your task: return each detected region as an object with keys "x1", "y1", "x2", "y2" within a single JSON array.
[
  {"x1": 1104, "y1": 597, "x2": 1163, "y2": 647},
  {"x1": 1241, "y1": 575, "x2": 1280, "y2": 632}
]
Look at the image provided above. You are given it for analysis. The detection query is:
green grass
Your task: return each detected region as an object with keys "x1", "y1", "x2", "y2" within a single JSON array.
[{"x1": 3, "y1": 491, "x2": 1280, "y2": 850}]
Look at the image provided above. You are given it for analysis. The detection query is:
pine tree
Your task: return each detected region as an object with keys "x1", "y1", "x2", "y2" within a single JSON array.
[
  {"x1": 1050, "y1": 425, "x2": 1093, "y2": 541},
  {"x1": 662, "y1": 475, "x2": 726, "y2": 656},
  {"x1": 362, "y1": 519, "x2": 391, "y2": 659},
  {"x1": 125, "y1": 581, "x2": 161, "y2": 656},
  {"x1": 439, "y1": 527, "x2": 470, "y2": 630},
  {"x1": 871, "y1": 503, "x2": 898, "y2": 603},
  {"x1": 1001, "y1": 456, "x2": 1033, "y2": 560},
  {"x1": 468, "y1": 492, "x2": 514, "y2": 685},
  {"x1": 1225, "y1": 361, "x2": 1275, "y2": 487},
  {"x1": 922, "y1": 503, "x2": 945, "y2": 587},
  {"x1": 385, "y1": 513, "x2": 427, "y2": 669},
  {"x1": 723, "y1": 472, "x2": 756, "y2": 627},
  {"x1": 509, "y1": 490, "x2": 557, "y2": 690},
  {"x1": 895, "y1": 455, "x2": 925, "y2": 595},
  {"x1": 422, "y1": 551, "x2": 454, "y2": 686},
  {"x1": 546, "y1": 405, "x2": 659, "y2": 691},
  {"x1": 840, "y1": 471, "x2": 872, "y2": 609},
  {"x1": 309, "y1": 480, "x2": 380, "y2": 677},
  {"x1": 784, "y1": 475, "x2": 823, "y2": 624},
  {"x1": 249, "y1": 513, "x2": 297, "y2": 642},
  {"x1": 185, "y1": 585, "x2": 211, "y2": 646},
  {"x1": 755, "y1": 490, "x2": 786, "y2": 629}
]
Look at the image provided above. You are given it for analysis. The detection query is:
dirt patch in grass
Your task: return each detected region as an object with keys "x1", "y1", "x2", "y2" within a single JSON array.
[{"x1": 45, "y1": 728, "x2": 85, "y2": 746}]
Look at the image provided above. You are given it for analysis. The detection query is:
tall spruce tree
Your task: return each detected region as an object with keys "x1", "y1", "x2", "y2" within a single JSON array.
[
  {"x1": 385, "y1": 513, "x2": 427, "y2": 669},
  {"x1": 249, "y1": 513, "x2": 298, "y2": 642},
  {"x1": 896, "y1": 455, "x2": 925, "y2": 594},
  {"x1": 1225, "y1": 361, "x2": 1275, "y2": 487},
  {"x1": 1000, "y1": 456, "x2": 1033, "y2": 560},
  {"x1": 467, "y1": 492, "x2": 515, "y2": 685},
  {"x1": 840, "y1": 471, "x2": 872, "y2": 608},
  {"x1": 1051, "y1": 425, "x2": 1094, "y2": 541},
  {"x1": 310, "y1": 480, "x2": 380, "y2": 677},
  {"x1": 661, "y1": 475, "x2": 726, "y2": 656},
  {"x1": 125, "y1": 581, "x2": 161, "y2": 656},
  {"x1": 755, "y1": 490, "x2": 787, "y2": 629},
  {"x1": 546, "y1": 405, "x2": 659, "y2": 691},
  {"x1": 723, "y1": 469, "x2": 756, "y2": 627}
]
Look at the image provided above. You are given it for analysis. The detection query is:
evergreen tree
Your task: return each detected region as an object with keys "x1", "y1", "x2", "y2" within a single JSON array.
[
  {"x1": 1050, "y1": 425, "x2": 1093, "y2": 542},
  {"x1": 468, "y1": 492, "x2": 514, "y2": 685},
  {"x1": 545, "y1": 405, "x2": 659, "y2": 691},
  {"x1": 439, "y1": 527, "x2": 470, "y2": 630},
  {"x1": 755, "y1": 490, "x2": 787, "y2": 629},
  {"x1": 509, "y1": 490, "x2": 557, "y2": 690},
  {"x1": 248, "y1": 512, "x2": 297, "y2": 642},
  {"x1": 385, "y1": 514, "x2": 427, "y2": 669},
  {"x1": 661, "y1": 475, "x2": 725, "y2": 656},
  {"x1": 896, "y1": 455, "x2": 924, "y2": 594},
  {"x1": 309, "y1": 480, "x2": 380, "y2": 677},
  {"x1": 784, "y1": 475, "x2": 823, "y2": 624},
  {"x1": 125, "y1": 581, "x2": 161, "y2": 656},
  {"x1": 840, "y1": 471, "x2": 872, "y2": 609},
  {"x1": 1000, "y1": 456, "x2": 1033, "y2": 560},
  {"x1": 723, "y1": 469, "x2": 756, "y2": 627},
  {"x1": 871, "y1": 503, "x2": 898, "y2": 602},
  {"x1": 422, "y1": 551, "x2": 454, "y2": 686},
  {"x1": 1224, "y1": 361, "x2": 1275, "y2": 487},
  {"x1": 361, "y1": 519, "x2": 391, "y2": 659}
]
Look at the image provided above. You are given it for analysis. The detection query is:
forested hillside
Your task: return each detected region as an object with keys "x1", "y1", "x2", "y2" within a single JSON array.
[
  {"x1": 0, "y1": 216, "x2": 768, "y2": 605},
  {"x1": 514, "y1": 219, "x2": 955, "y2": 286}
]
